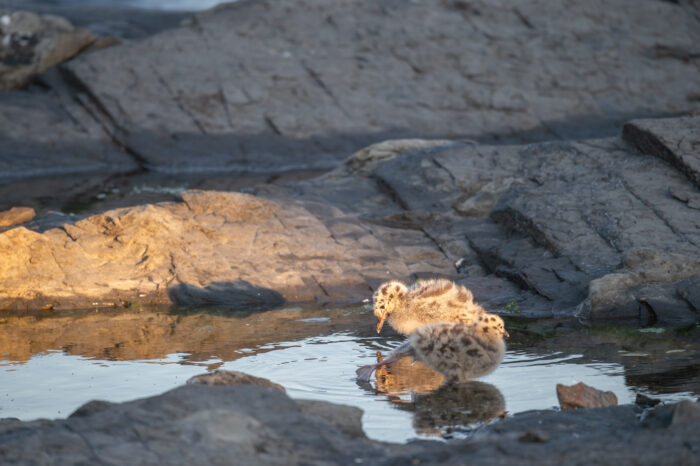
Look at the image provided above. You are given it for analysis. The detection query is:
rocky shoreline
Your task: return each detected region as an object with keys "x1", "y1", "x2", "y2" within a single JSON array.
[
  {"x1": 1, "y1": 379, "x2": 698, "y2": 465},
  {"x1": 1, "y1": 0, "x2": 699, "y2": 463}
]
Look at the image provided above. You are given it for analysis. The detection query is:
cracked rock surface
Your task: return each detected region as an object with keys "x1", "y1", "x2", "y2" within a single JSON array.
[
  {"x1": 0, "y1": 190, "x2": 451, "y2": 310},
  {"x1": 2, "y1": 0, "x2": 700, "y2": 183}
]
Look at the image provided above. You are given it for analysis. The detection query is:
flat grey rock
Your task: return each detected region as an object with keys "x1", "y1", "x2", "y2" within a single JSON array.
[
  {"x1": 623, "y1": 115, "x2": 700, "y2": 189},
  {"x1": 60, "y1": 0, "x2": 700, "y2": 172}
]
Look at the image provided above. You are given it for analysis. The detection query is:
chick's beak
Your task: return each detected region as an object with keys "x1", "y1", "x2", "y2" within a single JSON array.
[
  {"x1": 503, "y1": 329, "x2": 510, "y2": 338},
  {"x1": 376, "y1": 315, "x2": 386, "y2": 334}
]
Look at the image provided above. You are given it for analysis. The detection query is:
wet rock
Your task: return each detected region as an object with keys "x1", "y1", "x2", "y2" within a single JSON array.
[
  {"x1": 671, "y1": 400, "x2": 700, "y2": 426},
  {"x1": 556, "y1": 382, "x2": 618, "y2": 410},
  {"x1": 0, "y1": 10, "x2": 96, "y2": 89},
  {"x1": 623, "y1": 115, "x2": 700, "y2": 189},
  {"x1": 188, "y1": 370, "x2": 286, "y2": 393},
  {"x1": 0, "y1": 206, "x2": 34, "y2": 227}
]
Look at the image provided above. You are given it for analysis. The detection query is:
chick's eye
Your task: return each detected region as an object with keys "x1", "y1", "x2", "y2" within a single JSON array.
[{"x1": 380, "y1": 305, "x2": 385, "y2": 309}]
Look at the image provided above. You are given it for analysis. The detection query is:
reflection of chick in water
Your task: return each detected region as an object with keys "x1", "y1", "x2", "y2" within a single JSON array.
[
  {"x1": 410, "y1": 382, "x2": 505, "y2": 436},
  {"x1": 373, "y1": 352, "x2": 444, "y2": 398},
  {"x1": 365, "y1": 351, "x2": 505, "y2": 437}
]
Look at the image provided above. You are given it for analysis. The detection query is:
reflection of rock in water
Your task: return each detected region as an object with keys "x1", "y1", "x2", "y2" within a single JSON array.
[
  {"x1": 366, "y1": 352, "x2": 505, "y2": 437},
  {"x1": 409, "y1": 381, "x2": 505, "y2": 436}
]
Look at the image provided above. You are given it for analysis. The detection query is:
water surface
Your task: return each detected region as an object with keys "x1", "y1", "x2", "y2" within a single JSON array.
[{"x1": 1, "y1": 304, "x2": 697, "y2": 443}]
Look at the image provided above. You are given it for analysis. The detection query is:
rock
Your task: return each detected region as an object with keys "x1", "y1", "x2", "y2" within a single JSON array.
[
  {"x1": 623, "y1": 115, "x2": 700, "y2": 189},
  {"x1": 296, "y1": 400, "x2": 366, "y2": 439},
  {"x1": 677, "y1": 276, "x2": 700, "y2": 312},
  {"x1": 0, "y1": 89, "x2": 138, "y2": 185},
  {"x1": 453, "y1": 177, "x2": 524, "y2": 217},
  {"x1": 0, "y1": 10, "x2": 97, "y2": 89},
  {"x1": 671, "y1": 400, "x2": 700, "y2": 426},
  {"x1": 255, "y1": 118, "x2": 700, "y2": 326},
  {"x1": 0, "y1": 384, "x2": 387, "y2": 465},
  {"x1": 187, "y1": 370, "x2": 286, "y2": 393},
  {"x1": 639, "y1": 400, "x2": 700, "y2": 429},
  {"x1": 0, "y1": 0, "x2": 189, "y2": 40},
  {"x1": 168, "y1": 281, "x2": 285, "y2": 310},
  {"x1": 518, "y1": 431, "x2": 549, "y2": 443},
  {"x1": 69, "y1": 400, "x2": 114, "y2": 418},
  {"x1": 580, "y1": 249, "x2": 700, "y2": 325},
  {"x1": 0, "y1": 190, "x2": 452, "y2": 311},
  {"x1": 635, "y1": 394, "x2": 661, "y2": 408},
  {"x1": 1, "y1": 383, "x2": 699, "y2": 465},
  {"x1": 0, "y1": 206, "x2": 34, "y2": 227},
  {"x1": 58, "y1": 0, "x2": 700, "y2": 174},
  {"x1": 556, "y1": 382, "x2": 618, "y2": 410}
]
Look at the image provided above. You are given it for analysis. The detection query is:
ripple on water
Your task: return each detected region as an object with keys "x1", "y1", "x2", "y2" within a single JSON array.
[{"x1": 0, "y1": 305, "x2": 697, "y2": 443}]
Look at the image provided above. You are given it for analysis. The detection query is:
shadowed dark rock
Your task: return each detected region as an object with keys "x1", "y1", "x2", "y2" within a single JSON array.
[
  {"x1": 1, "y1": 383, "x2": 698, "y2": 465},
  {"x1": 169, "y1": 281, "x2": 285, "y2": 310}
]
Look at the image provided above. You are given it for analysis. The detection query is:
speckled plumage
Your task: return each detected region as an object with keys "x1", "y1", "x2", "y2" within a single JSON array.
[
  {"x1": 357, "y1": 313, "x2": 508, "y2": 383},
  {"x1": 373, "y1": 278, "x2": 485, "y2": 334}
]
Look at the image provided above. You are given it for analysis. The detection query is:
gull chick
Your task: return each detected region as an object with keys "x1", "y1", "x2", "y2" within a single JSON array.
[
  {"x1": 357, "y1": 313, "x2": 509, "y2": 383},
  {"x1": 373, "y1": 278, "x2": 485, "y2": 334}
]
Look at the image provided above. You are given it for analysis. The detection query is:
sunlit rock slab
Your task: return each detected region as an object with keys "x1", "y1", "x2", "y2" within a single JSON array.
[{"x1": 0, "y1": 190, "x2": 452, "y2": 311}]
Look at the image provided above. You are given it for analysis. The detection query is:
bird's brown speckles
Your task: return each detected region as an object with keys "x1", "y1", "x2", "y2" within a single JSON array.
[{"x1": 357, "y1": 314, "x2": 508, "y2": 384}]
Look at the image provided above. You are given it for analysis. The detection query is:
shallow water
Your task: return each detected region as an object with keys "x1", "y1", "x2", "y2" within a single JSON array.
[{"x1": 1, "y1": 304, "x2": 697, "y2": 443}]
